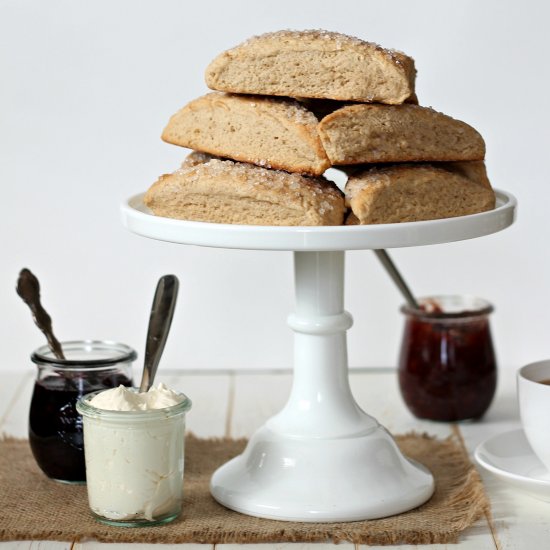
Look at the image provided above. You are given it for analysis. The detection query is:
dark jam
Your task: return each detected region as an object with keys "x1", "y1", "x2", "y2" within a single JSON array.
[
  {"x1": 29, "y1": 372, "x2": 132, "y2": 482},
  {"x1": 398, "y1": 312, "x2": 496, "y2": 421}
]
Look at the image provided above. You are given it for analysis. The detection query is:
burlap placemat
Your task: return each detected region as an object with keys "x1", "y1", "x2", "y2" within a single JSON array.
[{"x1": 0, "y1": 432, "x2": 489, "y2": 545}]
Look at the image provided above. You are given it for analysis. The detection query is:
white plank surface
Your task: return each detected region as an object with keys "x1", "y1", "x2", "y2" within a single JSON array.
[
  {"x1": 219, "y1": 545, "x2": 353, "y2": 550},
  {"x1": 3, "y1": 367, "x2": 549, "y2": 550},
  {"x1": 349, "y1": 368, "x2": 455, "y2": 438},
  {"x1": 459, "y1": 368, "x2": 550, "y2": 550},
  {"x1": 0, "y1": 371, "x2": 33, "y2": 437},
  {"x1": 229, "y1": 371, "x2": 292, "y2": 438},
  {"x1": 0, "y1": 373, "x2": 23, "y2": 420},
  {"x1": 0, "y1": 543, "x2": 72, "y2": 549},
  {"x1": 73, "y1": 544, "x2": 209, "y2": 550},
  {"x1": 156, "y1": 371, "x2": 231, "y2": 437}
]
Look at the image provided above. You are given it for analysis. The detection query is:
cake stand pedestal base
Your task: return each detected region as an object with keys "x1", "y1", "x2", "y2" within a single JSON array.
[{"x1": 210, "y1": 251, "x2": 434, "y2": 522}]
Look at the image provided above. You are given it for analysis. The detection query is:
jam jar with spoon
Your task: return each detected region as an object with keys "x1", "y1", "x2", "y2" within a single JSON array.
[
  {"x1": 29, "y1": 340, "x2": 135, "y2": 483},
  {"x1": 398, "y1": 295, "x2": 497, "y2": 422}
]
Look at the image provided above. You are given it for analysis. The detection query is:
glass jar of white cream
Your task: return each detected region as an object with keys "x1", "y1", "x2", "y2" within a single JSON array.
[{"x1": 77, "y1": 384, "x2": 191, "y2": 527}]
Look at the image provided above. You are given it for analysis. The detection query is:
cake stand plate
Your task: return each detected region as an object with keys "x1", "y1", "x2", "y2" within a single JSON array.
[
  {"x1": 122, "y1": 190, "x2": 516, "y2": 251},
  {"x1": 121, "y1": 190, "x2": 516, "y2": 522}
]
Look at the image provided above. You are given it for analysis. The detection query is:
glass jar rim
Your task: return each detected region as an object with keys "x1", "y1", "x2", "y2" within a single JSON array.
[
  {"x1": 400, "y1": 295, "x2": 494, "y2": 319},
  {"x1": 76, "y1": 388, "x2": 192, "y2": 420},
  {"x1": 31, "y1": 340, "x2": 137, "y2": 368}
]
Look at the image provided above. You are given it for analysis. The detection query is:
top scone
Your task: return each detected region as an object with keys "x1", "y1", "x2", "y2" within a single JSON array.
[{"x1": 206, "y1": 30, "x2": 416, "y2": 104}]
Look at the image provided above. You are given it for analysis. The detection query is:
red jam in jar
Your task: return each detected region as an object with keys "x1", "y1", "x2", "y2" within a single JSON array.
[{"x1": 398, "y1": 296, "x2": 496, "y2": 422}]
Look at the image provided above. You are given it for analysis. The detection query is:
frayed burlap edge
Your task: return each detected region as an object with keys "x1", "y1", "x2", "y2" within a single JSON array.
[{"x1": 0, "y1": 432, "x2": 490, "y2": 545}]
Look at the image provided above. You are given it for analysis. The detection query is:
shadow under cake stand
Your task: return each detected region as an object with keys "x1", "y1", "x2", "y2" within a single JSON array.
[{"x1": 121, "y1": 190, "x2": 516, "y2": 522}]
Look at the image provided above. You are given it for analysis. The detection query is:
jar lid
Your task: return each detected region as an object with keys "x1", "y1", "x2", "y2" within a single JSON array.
[
  {"x1": 31, "y1": 340, "x2": 137, "y2": 368},
  {"x1": 401, "y1": 295, "x2": 494, "y2": 319}
]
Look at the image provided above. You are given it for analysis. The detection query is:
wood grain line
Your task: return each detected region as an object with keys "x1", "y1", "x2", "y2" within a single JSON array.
[
  {"x1": 0, "y1": 371, "x2": 32, "y2": 433},
  {"x1": 452, "y1": 424, "x2": 501, "y2": 550},
  {"x1": 224, "y1": 372, "x2": 235, "y2": 438}
]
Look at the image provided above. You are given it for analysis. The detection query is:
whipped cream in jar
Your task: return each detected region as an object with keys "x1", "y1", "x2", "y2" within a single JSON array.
[{"x1": 77, "y1": 383, "x2": 192, "y2": 527}]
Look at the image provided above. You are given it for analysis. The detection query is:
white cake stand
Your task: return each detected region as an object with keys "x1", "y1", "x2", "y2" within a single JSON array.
[{"x1": 121, "y1": 190, "x2": 516, "y2": 522}]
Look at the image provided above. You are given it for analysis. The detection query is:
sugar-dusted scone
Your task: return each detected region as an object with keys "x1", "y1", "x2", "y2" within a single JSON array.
[
  {"x1": 144, "y1": 157, "x2": 345, "y2": 226},
  {"x1": 318, "y1": 104, "x2": 485, "y2": 165},
  {"x1": 206, "y1": 30, "x2": 416, "y2": 104},
  {"x1": 162, "y1": 93, "x2": 330, "y2": 176},
  {"x1": 440, "y1": 160, "x2": 492, "y2": 189},
  {"x1": 345, "y1": 162, "x2": 496, "y2": 224},
  {"x1": 344, "y1": 212, "x2": 360, "y2": 225},
  {"x1": 179, "y1": 150, "x2": 215, "y2": 168}
]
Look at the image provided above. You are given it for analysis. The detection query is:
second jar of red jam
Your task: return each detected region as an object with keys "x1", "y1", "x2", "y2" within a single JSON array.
[{"x1": 398, "y1": 296, "x2": 496, "y2": 422}]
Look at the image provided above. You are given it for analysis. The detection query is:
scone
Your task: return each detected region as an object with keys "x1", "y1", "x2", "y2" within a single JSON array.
[
  {"x1": 162, "y1": 93, "x2": 330, "y2": 176},
  {"x1": 206, "y1": 30, "x2": 416, "y2": 104},
  {"x1": 144, "y1": 157, "x2": 345, "y2": 226},
  {"x1": 318, "y1": 104, "x2": 485, "y2": 164},
  {"x1": 179, "y1": 150, "x2": 215, "y2": 168},
  {"x1": 345, "y1": 162, "x2": 496, "y2": 224}
]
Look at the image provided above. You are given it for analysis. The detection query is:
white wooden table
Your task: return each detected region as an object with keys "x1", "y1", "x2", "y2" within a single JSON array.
[{"x1": 0, "y1": 367, "x2": 546, "y2": 550}]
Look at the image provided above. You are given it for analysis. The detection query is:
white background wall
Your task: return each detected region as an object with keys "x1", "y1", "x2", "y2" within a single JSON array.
[{"x1": 1, "y1": 0, "x2": 548, "y2": 374}]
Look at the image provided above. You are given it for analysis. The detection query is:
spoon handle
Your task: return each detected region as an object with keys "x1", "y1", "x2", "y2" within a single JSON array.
[
  {"x1": 373, "y1": 250, "x2": 420, "y2": 310},
  {"x1": 16, "y1": 268, "x2": 65, "y2": 360},
  {"x1": 139, "y1": 275, "x2": 179, "y2": 393}
]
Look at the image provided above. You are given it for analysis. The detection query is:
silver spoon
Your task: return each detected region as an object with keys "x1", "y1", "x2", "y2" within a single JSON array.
[
  {"x1": 16, "y1": 268, "x2": 66, "y2": 360},
  {"x1": 373, "y1": 250, "x2": 420, "y2": 310},
  {"x1": 139, "y1": 274, "x2": 179, "y2": 393}
]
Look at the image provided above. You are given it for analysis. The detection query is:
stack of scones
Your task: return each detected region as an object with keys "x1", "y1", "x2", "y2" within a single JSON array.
[{"x1": 144, "y1": 30, "x2": 495, "y2": 226}]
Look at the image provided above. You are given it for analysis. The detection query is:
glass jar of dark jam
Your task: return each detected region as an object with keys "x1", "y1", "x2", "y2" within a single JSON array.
[
  {"x1": 398, "y1": 296, "x2": 496, "y2": 422},
  {"x1": 29, "y1": 340, "x2": 136, "y2": 483}
]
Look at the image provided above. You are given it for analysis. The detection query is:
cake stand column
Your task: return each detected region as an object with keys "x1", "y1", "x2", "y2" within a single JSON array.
[
  {"x1": 267, "y1": 251, "x2": 377, "y2": 437},
  {"x1": 210, "y1": 250, "x2": 434, "y2": 522}
]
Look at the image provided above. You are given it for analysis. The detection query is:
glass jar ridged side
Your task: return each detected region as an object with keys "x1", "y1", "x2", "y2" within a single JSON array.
[
  {"x1": 398, "y1": 296, "x2": 497, "y2": 422},
  {"x1": 29, "y1": 340, "x2": 136, "y2": 483},
  {"x1": 77, "y1": 390, "x2": 192, "y2": 527}
]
